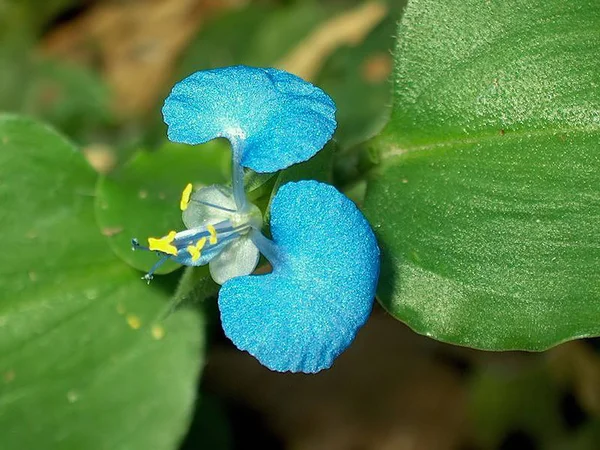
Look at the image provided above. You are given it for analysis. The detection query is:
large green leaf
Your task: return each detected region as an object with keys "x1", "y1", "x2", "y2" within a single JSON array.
[
  {"x1": 364, "y1": 0, "x2": 600, "y2": 349},
  {"x1": 0, "y1": 116, "x2": 203, "y2": 449}
]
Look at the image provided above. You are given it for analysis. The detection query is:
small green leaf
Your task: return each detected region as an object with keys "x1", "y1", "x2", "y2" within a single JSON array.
[
  {"x1": 95, "y1": 140, "x2": 231, "y2": 274},
  {"x1": 274, "y1": 140, "x2": 335, "y2": 188},
  {"x1": 364, "y1": 0, "x2": 600, "y2": 349},
  {"x1": 244, "y1": 170, "x2": 277, "y2": 201},
  {"x1": 0, "y1": 116, "x2": 203, "y2": 450},
  {"x1": 23, "y1": 59, "x2": 112, "y2": 141},
  {"x1": 0, "y1": 31, "x2": 111, "y2": 143}
]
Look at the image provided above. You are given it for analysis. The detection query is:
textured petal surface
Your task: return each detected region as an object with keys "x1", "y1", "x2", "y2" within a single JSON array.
[
  {"x1": 209, "y1": 236, "x2": 260, "y2": 285},
  {"x1": 219, "y1": 180, "x2": 380, "y2": 373},
  {"x1": 162, "y1": 65, "x2": 336, "y2": 173}
]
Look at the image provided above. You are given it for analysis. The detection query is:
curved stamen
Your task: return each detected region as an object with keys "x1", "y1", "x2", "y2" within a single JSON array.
[
  {"x1": 171, "y1": 223, "x2": 250, "y2": 250},
  {"x1": 142, "y1": 255, "x2": 170, "y2": 282},
  {"x1": 131, "y1": 238, "x2": 148, "y2": 251},
  {"x1": 191, "y1": 199, "x2": 237, "y2": 213}
]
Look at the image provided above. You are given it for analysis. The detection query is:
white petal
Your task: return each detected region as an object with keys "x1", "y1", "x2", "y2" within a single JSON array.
[
  {"x1": 209, "y1": 236, "x2": 260, "y2": 285},
  {"x1": 183, "y1": 185, "x2": 237, "y2": 228}
]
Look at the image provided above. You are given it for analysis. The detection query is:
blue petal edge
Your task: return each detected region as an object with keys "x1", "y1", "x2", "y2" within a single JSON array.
[
  {"x1": 162, "y1": 65, "x2": 337, "y2": 173},
  {"x1": 218, "y1": 180, "x2": 380, "y2": 373}
]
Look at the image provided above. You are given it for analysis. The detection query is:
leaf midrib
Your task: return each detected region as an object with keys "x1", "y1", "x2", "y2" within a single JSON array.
[{"x1": 380, "y1": 124, "x2": 600, "y2": 161}]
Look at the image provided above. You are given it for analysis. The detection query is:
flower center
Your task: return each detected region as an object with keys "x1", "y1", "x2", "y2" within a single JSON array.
[{"x1": 133, "y1": 183, "x2": 263, "y2": 282}]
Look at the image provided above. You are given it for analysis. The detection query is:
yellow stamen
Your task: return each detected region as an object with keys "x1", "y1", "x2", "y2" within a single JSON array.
[
  {"x1": 207, "y1": 224, "x2": 218, "y2": 245},
  {"x1": 187, "y1": 245, "x2": 200, "y2": 261},
  {"x1": 180, "y1": 183, "x2": 193, "y2": 211},
  {"x1": 148, "y1": 230, "x2": 178, "y2": 256},
  {"x1": 187, "y1": 237, "x2": 207, "y2": 262},
  {"x1": 196, "y1": 237, "x2": 207, "y2": 250}
]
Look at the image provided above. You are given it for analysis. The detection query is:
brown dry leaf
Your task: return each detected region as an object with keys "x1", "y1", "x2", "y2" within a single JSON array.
[
  {"x1": 277, "y1": 1, "x2": 388, "y2": 81},
  {"x1": 42, "y1": 0, "x2": 247, "y2": 116},
  {"x1": 101, "y1": 226, "x2": 123, "y2": 237},
  {"x1": 83, "y1": 143, "x2": 117, "y2": 174},
  {"x1": 206, "y1": 307, "x2": 469, "y2": 450},
  {"x1": 362, "y1": 52, "x2": 393, "y2": 84}
]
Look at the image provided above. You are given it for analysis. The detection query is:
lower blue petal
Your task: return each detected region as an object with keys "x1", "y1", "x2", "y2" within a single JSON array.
[{"x1": 219, "y1": 180, "x2": 380, "y2": 373}]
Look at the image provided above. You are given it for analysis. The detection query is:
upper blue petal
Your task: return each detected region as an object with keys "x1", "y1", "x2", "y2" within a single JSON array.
[
  {"x1": 218, "y1": 180, "x2": 380, "y2": 373},
  {"x1": 162, "y1": 65, "x2": 337, "y2": 173}
]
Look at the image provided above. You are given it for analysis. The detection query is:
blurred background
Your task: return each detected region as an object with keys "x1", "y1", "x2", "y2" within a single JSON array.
[{"x1": 2, "y1": 1, "x2": 600, "y2": 449}]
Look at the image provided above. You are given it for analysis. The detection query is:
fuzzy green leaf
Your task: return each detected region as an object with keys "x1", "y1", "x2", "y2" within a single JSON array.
[
  {"x1": 0, "y1": 116, "x2": 203, "y2": 450},
  {"x1": 364, "y1": 0, "x2": 600, "y2": 349}
]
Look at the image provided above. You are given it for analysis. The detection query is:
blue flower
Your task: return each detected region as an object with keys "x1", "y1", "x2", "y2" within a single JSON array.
[
  {"x1": 135, "y1": 66, "x2": 380, "y2": 373},
  {"x1": 162, "y1": 65, "x2": 336, "y2": 173},
  {"x1": 220, "y1": 180, "x2": 379, "y2": 373}
]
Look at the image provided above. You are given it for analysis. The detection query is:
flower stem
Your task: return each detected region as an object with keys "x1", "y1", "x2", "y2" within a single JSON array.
[{"x1": 231, "y1": 143, "x2": 248, "y2": 212}]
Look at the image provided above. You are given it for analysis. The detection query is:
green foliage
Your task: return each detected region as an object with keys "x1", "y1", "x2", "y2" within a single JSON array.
[
  {"x1": 23, "y1": 59, "x2": 112, "y2": 140},
  {"x1": 3, "y1": 0, "x2": 599, "y2": 446},
  {"x1": 0, "y1": 0, "x2": 79, "y2": 33},
  {"x1": 315, "y1": 1, "x2": 404, "y2": 148},
  {"x1": 95, "y1": 141, "x2": 231, "y2": 274},
  {"x1": 0, "y1": 47, "x2": 111, "y2": 142},
  {"x1": 364, "y1": 0, "x2": 600, "y2": 349},
  {"x1": 176, "y1": 2, "x2": 327, "y2": 75},
  {"x1": 275, "y1": 140, "x2": 335, "y2": 188},
  {"x1": 0, "y1": 116, "x2": 203, "y2": 450},
  {"x1": 469, "y1": 365, "x2": 564, "y2": 448}
]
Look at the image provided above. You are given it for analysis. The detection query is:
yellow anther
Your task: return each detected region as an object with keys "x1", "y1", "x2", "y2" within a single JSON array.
[
  {"x1": 180, "y1": 183, "x2": 193, "y2": 211},
  {"x1": 187, "y1": 245, "x2": 200, "y2": 262},
  {"x1": 207, "y1": 224, "x2": 218, "y2": 245},
  {"x1": 148, "y1": 230, "x2": 178, "y2": 256},
  {"x1": 186, "y1": 237, "x2": 207, "y2": 262}
]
